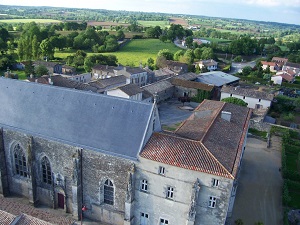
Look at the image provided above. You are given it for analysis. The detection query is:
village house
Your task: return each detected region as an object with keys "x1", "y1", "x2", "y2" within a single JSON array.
[
  {"x1": 220, "y1": 85, "x2": 274, "y2": 109},
  {"x1": 0, "y1": 77, "x2": 251, "y2": 225},
  {"x1": 196, "y1": 59, "x2": 218, "y2": 71},
  {"x1": 33, "y1": 61, "x2": 62, "y2": 75},
  {"x1": 106, "y1": 83, "x2": 144, "y2": 101},
  {"x1": 261, "y1": 61, "x2": 278, "y2": 72}
]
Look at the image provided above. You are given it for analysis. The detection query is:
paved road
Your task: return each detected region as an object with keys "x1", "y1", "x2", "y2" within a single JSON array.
[{"x1": 230, "y1": 136, "x2": 283, "y2": 225}]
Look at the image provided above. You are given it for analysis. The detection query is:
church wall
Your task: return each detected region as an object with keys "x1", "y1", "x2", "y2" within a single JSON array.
[
  {"x1": 2, "y1": 129, "x2": 79, "y2": 214},
  {"x1": 82, "y1": 149, "x2": 134, "y2": 225},
  {"x1": 32, "y1": 136, "x2": 78, "y2": 213},
  {"x1": 3, "y1": 130, "x2": 32, "y2": 198}
]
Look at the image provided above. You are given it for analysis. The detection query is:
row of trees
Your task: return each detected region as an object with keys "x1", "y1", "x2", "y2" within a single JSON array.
[{"x1": 16, "y1": 22, "x2": 125, "y2": 61}]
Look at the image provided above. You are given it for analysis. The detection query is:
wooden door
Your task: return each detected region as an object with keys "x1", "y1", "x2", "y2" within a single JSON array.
[{"x1": 58, "y1": 193, "x2": 64, "y2": 209}]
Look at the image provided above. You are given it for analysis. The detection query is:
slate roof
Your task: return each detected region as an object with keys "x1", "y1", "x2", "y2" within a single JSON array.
[
  {"x1": 142, "y1": 79, "x2": 173, "y2": 94},
  {"x1": 33, "y1": 61, "x2": 59, "y2": 68},
  {"x1": 176, "y1": 72, "x2": 199, "y2": 81},
  {"x1": 118, "y1": 83, "x2": 143, "y2": 96},
  {"x1": 221, "y1": 85, "x2": 274, "y2": 101},
  {"x1": 88, "y1": 75, "x2": 127, "y2": 90},
  {"x1": 0, "y1": 78, "x2": 155, "y2": 160},
  {"x1": 141, "y1": 99, "x2": 252, "y2": 179},
  {"x1": 285, "y1": 62, "x2": 300, "y2": 69},
  {"x1": 196, "y1": 71, "x2": 240, "y2": 87},
  {"x1": 171, "y1": 78, "x2": 214, "y2": 91}
]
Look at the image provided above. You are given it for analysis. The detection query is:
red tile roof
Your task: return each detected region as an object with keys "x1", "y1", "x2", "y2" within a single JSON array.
[
  {"x1": 140, "y1": 99, "x2": 252, "y2": 179},
  {"x1": 0, "y1": 210, "x2": 16, "y2": 224},
  {"x1": 140, "y1": 133, "x2": 233, "y2": 178}
]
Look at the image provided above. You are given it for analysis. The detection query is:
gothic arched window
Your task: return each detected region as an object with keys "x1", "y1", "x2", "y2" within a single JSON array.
[
  {"x1": 104, "y1": 179, "x2": 114, "y2": 205},
  {"x1": 41, "y1": 156, "x2": 52, "y2": 185},
  {"x1": 14, "y1": 144, "x2": 27, "y2": 177}
]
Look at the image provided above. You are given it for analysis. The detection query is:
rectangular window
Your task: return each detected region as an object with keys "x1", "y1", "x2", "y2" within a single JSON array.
[
  {"x1": 160, "y1": 218, "x2": 169, "y2": 225},
  {"x1": 212, "y1": 178, "x2": 219, "y2": 187},
  {"x1": 208, "y1": 196, "x2": 216, "y2": 208},
  {"x1": 140, "y1": 179, "x2": 148, "y2": 192},
  {"x1": 166, "y1": 186, "x2": 174, "y2": 199},
  {"x1": 158, "y1": 166, "x2": 165, "y2": 175},
  {"x1": 140, "y1": 212, "x2": 149, "y2": 225},
  {"x1": 243, "y1": 96, "x2": 245, "y2": 99},
  {"x1": 230, "y1": 94, "x2": 232, "y2": 97},
  {"x1": 259, "y1": 99, "x2": 261, "y2": 102}
]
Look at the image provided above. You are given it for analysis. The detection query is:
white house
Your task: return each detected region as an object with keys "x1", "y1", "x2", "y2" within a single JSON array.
[
  {"x1": 197, "y1": 59, "x2": 218, "y2": 71},
  {"x1": 106, "y1": 83, "x2": 143, "y2": 101},
  {"x1": 221, "y1": 86, "x2": 274, "y2": 109}
]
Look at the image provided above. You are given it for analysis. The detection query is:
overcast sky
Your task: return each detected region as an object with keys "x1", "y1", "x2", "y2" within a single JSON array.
[{"x1": 1, "y1": 0, "x2": 299, "y2": 25}]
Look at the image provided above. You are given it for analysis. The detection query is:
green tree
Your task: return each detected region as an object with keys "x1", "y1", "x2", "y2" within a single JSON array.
[
  {"x1": 24, "y1": 61, "x2": 35, "y2": 76},
  {"x1": 40, "y1": 39, "x2": 54, "y2": 59},
  {"x1": 31, "y1": 35, "x2": 39, "y2": 60},
  {"x1": 174, "y1": 50, "x2": 184, "y2": 61},
  {"x1": 194, "y1": 48, "x2": 202, "y2": 59},
  {"x1": 242, "y1": 66, "x2": 252, "y2": 76},
  {"x1": 201, "y1": 47, "x2": 214, "y2": 60},
  {"x1": 35, "y1": 65, "x2": 48, "y2": 77},
  {"x1": 116, "y1": 30, "x2": 125, "y2": 40},
  {"x1": 222, "y1": 97, "x2": 248, "y2": 107},
  {"x1": 84, "y1": 57, "x2": 94, "y2": 72},
  {"x1": 157, "y1": 49, "x2": 173, "y2": 60},
  {"x1": 185, "y1": 36, "x2": 194, "y2": 49}
]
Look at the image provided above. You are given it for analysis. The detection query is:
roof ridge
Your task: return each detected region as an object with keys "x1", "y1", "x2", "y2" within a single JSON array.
[
  {"x1": 200, "y1": 142, "x2": 234, "y2": 179},
  {"x1": 200, "y1": 101, "x2": 225, "y2": 142},
  {"x1": 174, "y1": 99, "x2": 209, "y2": 133},
  {"x1": 230, "y1": 108, "x2": 252, "y2": 177}
]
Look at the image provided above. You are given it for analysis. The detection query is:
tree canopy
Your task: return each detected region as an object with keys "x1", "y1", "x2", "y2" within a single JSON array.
[{"x1": 221, "y1": 97, "x2": 248, "y2": 107}]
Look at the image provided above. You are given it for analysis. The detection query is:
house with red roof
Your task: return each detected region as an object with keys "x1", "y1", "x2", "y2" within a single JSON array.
[{"x1": 135, "y1": 100, "x2": 252, "y2": 225}]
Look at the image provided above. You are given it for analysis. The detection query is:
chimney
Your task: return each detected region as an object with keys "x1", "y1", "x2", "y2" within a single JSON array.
[
  {"x1": 48, "y1": 77, "x2": 53, "y2": 85},
  {"x1": 221, "y1": 111, "x2": 231, "y2": 122}
]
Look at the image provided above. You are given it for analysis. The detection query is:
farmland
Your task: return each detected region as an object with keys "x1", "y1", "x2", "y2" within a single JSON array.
[
  {"x1": 55, "y1": 39, "x2": 181, "y2": 66},
  {"x1": 137, "y1": 20, "x2": 170, "y2": 28},
  {"x1": 0, "y1": 19, "x2": 61, "y2": 24}
]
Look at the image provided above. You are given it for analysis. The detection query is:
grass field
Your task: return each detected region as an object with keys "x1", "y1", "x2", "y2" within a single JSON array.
[
  {"x1": 0, "y1": 19, "x2": 61, "y2": 24},
  {"x1": 137, "y1": 20, "x2": 170, "y2": 28},
  {"x1": 55, "y1": 39, "x2": 182, "y2": 66},
  {"x1": 197, "y1": 37, "x2": 231, "y2": 44}
]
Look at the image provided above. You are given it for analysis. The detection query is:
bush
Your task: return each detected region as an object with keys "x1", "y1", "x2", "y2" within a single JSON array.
[
  {"x1": 248, "y1": 128, "x2": 267, "y2": 139},
  {"x1": 282, "y1": 181, "x2": 291, "y2": 206},
  {"x1": 283, "y1": 112, "x2": 295, "y2": 122},
  {"x1": 285, "y1": 144, "x2": 300, "y2": 154}
]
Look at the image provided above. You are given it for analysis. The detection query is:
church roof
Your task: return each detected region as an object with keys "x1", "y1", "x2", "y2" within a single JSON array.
[{"x1": 0, "y1": 78, "x2": 154, "y2": 160}]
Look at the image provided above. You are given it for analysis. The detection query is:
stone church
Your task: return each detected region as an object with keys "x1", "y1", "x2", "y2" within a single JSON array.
[{"x1": 0, "y1": 77, "x2": 251, "y2": 225}]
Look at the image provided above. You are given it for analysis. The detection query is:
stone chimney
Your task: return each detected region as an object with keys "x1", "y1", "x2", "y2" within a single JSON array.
[{"x1": 221, "y1": 111, "x2": 231, "y2": 122}]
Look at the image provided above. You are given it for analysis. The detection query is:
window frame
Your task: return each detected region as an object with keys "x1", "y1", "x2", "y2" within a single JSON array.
[
  {"x1": 212, "y1": 178, "x2": 219, "y2": 187},
  {"x1": 158, "y1": 166, "x2": 165, "y2": 175},
  {"x1": 103, "y1": 179, "x2": 114, "y2": 205},
  {"x1": 208, "y1": 196, "x2": 217, "y2": 208},
  {"x1": 140, "y1": 179, "x2": 148, "y2": 192},
  {"x1": 166, "y1": 186, "x2": 174, "y2": 199},
  {"x1": 41, "y1": 156, "x2": 52, "y2": 185},
  {"x1": 13, "y1": 143, "x2": 28, "y2": 178},
  {"x1": 160, "y1": 218, "x2": 169, "y2": 225},
  {"x1": 140, "y1": 212, "x2": 149, "y2": 225}
]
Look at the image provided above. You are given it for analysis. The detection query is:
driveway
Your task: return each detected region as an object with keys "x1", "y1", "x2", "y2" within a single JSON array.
[{"x1": 230, "y1": 136, "x2": 283, "y2": 225}]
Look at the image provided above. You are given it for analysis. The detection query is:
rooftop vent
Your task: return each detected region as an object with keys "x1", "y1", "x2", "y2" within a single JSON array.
[{"x1": 221, "y1": 111, "x2": 231, "y2": 122}]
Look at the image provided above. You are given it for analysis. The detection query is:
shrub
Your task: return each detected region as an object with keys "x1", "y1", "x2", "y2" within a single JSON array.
[
  {"x1": 234, "y1": 219, "x2": 244, "y2": 225},
  {"x1": 282, "y1": 181, "x2": 291, "y2": 206}
]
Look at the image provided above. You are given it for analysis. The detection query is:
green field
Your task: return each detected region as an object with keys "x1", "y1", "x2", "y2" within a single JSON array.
[
  {"x1": 137, "y1": 20, "x2": 170, "y2": 28},
  {"x1": 55, "y1": 39, "x2": 182, "y2": 66},
  {"x1": 0, "y1": 19, "x2": 61, "y2": 24}
]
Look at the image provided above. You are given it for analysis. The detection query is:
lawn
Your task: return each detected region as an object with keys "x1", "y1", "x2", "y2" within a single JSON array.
[
  {"x1": 0, "y1": 19, "x2": 61, "y2": 24},
  {"x1": 55, "y1": 39, "x2": 182, "y2": 67},
  {"x1": 137, "y1": 20, "x2": 170, "y2": 28}
]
